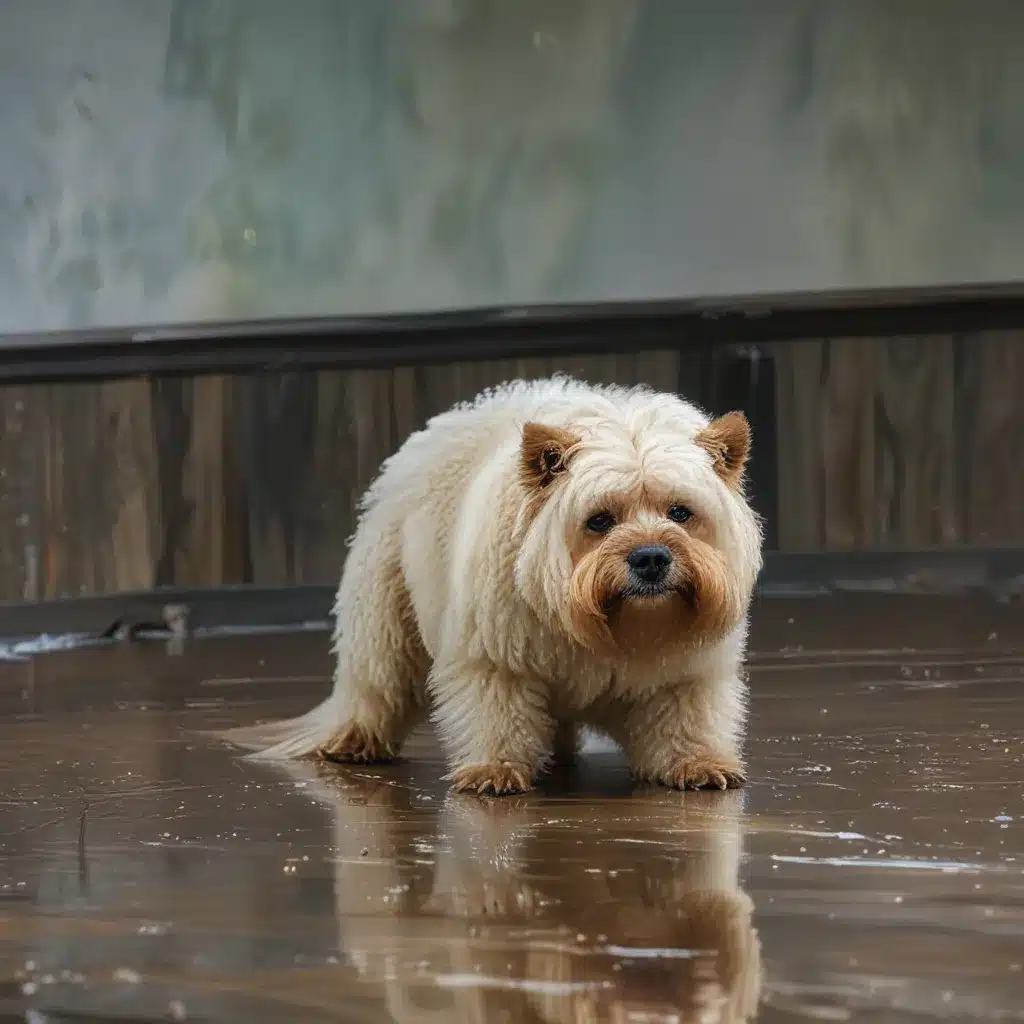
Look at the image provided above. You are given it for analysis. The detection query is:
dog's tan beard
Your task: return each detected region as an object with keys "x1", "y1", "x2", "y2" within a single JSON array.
[{"x1": 566, "y1": 529, "x2": 741, "y2": 658}]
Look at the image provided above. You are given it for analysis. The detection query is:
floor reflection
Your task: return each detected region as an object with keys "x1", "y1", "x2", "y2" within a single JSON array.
[
  {"x1": 285, "y1": 758, "x2": 761, "y2": 1023},
  {"x1": 1, "y1": 598, "x2": 1021, "y2": 1022}
]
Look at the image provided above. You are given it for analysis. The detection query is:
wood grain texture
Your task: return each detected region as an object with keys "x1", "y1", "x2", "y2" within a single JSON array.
[
  {"x1": 231, "y1": 370, "x2": 392, "y2": 585},
  {"x1": 99, "y1": 379, "x2": 162, "y2": 594},
  {"x1": 770, "y1": 341, "x2": 826, "y2": 551},
  {"x1": 0, "y1": 340, "x2": 1019, "y2": 601},
  {"x1": 772, "y1": 336, "x2": 961, "y2": 550},
  {"x1": 819, "y1": 339, "x2": 880, "y2": 549},
  {"x1": 958, "y1": 331, "x2": 1024, "y2": 545},
  {"x1": 231, "y1": 372, "x2": 318, "y2": 585},
  {"x1": 0, "y1": 388, "x2": 38, "y2": 601},
  {"x1": 873, "y1": 336, "x2": 958, "y2": 547},
  {"x1": 152, "y1": 375, "x2": 243, "y2": 588},
  {"x1": 34, "y1": 380, "x2": 160, "y2": 598}
]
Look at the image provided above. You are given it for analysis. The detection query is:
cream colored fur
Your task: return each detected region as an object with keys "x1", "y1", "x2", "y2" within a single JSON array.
[{"x1": 228, "y1": 375, "x2": 763, "y2": 793}]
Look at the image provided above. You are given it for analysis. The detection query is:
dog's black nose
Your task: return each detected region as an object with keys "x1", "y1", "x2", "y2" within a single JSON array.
[{"x1": 626, "y1": 545, "x2": 673, "y2": 583}]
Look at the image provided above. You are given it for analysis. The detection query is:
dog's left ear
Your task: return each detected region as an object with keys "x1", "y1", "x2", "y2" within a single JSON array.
[
  {"x1": 520, "y1": 422, "x2": 580, "y2": 491},
  {"x1": 696, "y1": 411, "x2": 751, "y2": 489}
]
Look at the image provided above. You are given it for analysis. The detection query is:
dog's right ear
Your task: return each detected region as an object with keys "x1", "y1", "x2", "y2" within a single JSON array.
[
  {"x1": 695, "y1": 411, "x2": 751, "y2": 490},
  {"x1": 519, "y1": 423, "x2": 580, "y2": 491}
]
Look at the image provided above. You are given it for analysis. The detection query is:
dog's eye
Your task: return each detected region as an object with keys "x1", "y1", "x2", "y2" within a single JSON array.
[
  {"x1": 667, "y1": 505, "x2": 693, "y2": 524},
  {"x1": 585, "y1": 511, "x2": 616, "y2": 534}
]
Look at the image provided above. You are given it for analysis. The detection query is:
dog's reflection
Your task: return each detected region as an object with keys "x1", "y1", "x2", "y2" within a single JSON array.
[{"x1": 294, "y1": 764, "x2": 761, "y2": 1023}]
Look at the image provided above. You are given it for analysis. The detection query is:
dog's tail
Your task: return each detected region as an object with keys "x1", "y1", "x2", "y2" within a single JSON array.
[{"x1": 220, "y1": 694, "x2": 341, "y2": 762}]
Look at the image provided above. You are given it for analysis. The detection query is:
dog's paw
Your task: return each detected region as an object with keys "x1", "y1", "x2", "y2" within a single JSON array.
[
  {"x1": 316, "y1": 723, "x2": 396, "y2": 765},
  {"x1": 661, "y1": 755, "x2": 747, "y2": 791},
  {"x1": 450, "y1": 761, "x2": 533, "y2": 796}
]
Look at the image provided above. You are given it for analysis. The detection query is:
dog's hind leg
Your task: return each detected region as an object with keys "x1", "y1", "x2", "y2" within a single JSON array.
[
  {"x1": 316, "y1": 517, "x2": 432, "y2": 764},
  {"x1": 228, "y1": 524, "x2": 429, "y2": 763}
]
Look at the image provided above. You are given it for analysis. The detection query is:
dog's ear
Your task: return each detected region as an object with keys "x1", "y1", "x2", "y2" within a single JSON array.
[
  {"x1": 520, "y1": 422, "x2": 580, "y2": 491},
  {"x1": 696, "y1": 411, "x2": 751, "y2": 489}
]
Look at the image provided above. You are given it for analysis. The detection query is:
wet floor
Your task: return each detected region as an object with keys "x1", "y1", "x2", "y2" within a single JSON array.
[{"x1": 0, "y1": 594, "x2": 1021, "y2": 1022}]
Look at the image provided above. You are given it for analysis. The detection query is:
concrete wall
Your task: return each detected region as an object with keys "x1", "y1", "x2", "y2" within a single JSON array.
[{"x1": 3, "y1": 0, "x2": 1024, "y2": 333}]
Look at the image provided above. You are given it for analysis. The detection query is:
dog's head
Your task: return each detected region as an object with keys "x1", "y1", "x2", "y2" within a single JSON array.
[{"x1": 514, "y1": 390, "x2": 762, "y2": 657}]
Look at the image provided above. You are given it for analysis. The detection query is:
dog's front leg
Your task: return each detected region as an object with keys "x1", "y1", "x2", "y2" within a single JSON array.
[
  {"x1": 617, "y1": 677, "x2": 747, "y2": 791},
  {"x1": 430, "y1": 659, "x2": 553, "y2": 796}
]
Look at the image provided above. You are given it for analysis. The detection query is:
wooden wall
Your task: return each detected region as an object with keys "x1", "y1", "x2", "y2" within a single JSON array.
[
  {"x1": 0, "y1": 352, "x2": 683, "y2": 602},
  {"x1": 770, "y1": 333, "x2": 1024, "y2": 550},
  {"x1": 0, "y1": 334, "x2": 1021, "y2": 603}
]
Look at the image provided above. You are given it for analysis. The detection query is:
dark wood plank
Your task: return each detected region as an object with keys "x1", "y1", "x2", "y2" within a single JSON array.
[
  {"x1": 708, "y1": 345, "x2": 780, "y2": 547},
  {"x1": 236, "y1": 370, "x2": 398, "y2": 587},
  {"x1": 391, "y1": 366, "x2": 430, "y2": 442},
  {"x1": 551, "y1": 354, "x2": 617, "y2": 384},
  {"x1": 818, "y1": 339, "x2": 880, "y2": 550},
  {"x1": 99, "y1": 379, "x2": 162, "y2": 593},
  {"x1": 959, "y1": 331, "x2": 1024, "y2": 545},
  {"x1": 773, "y1": 337, "x2": 960, "y2": 550},
  {"x1": 872, "y1": 336, "x2": 959, "y2": 547},
  {"x1": 771, "y1": 342, "x2": 826, "y2": 552},
  {"x1": 151, "y1": 376, "x2": 242, "y2": 588},
  {"x1": 232, "y1": 372, "x2": 322, "y2": 585},
  {"x1": 0, "y1": 387, "x2": 39, "y2": 602},
  {"x1": 33, "y1": 380, "x2": 158, "y2": 598},
  {"x1": 338, "y1": 368, "x2": 397, "y2": 542}
]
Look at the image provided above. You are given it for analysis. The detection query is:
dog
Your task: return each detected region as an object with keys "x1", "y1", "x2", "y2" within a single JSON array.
[{"x1": 229, "y1": 376, "x2": 763, "y2": 794}]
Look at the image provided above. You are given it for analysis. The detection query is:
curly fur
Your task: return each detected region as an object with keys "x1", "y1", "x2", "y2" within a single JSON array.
[{"x1": 226, "y1": 376, "x2": 763, "y2": 794}]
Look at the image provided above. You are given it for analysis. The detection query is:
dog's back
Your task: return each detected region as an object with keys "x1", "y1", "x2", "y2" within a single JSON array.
[{"x1": 358, "y1": 376, "x2": 602, "y2": 519}]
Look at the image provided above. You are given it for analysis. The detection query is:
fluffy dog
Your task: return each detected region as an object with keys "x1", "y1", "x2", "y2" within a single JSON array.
[{"x1": 230, "y1": 376, "x2": 763, "y2": 794}]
